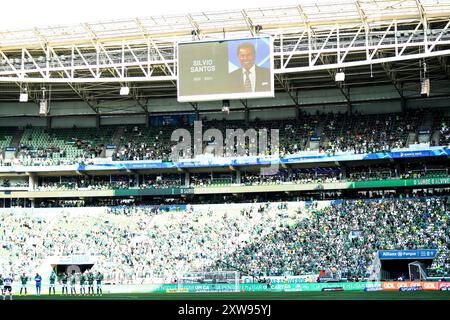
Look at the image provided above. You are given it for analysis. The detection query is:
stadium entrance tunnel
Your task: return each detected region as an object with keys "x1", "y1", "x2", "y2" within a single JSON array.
[
  {"x1": 380, "y1": 259, "x2": 433, "y2": 281},
  {"x1": 54, "y1": 264, "x2": 95, "y2": 275}
]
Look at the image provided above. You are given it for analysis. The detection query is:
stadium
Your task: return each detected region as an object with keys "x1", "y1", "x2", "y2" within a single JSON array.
[{"x1": 0, "y1": 0, "x2": 450, "y2": 302}]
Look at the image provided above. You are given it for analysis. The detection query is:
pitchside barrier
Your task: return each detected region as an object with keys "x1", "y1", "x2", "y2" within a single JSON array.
[
  {"x1": 381, "y1": 281, "x2": 450, "y2": 291},
  {"x1": 91, "y1": 282, "x2": 373, "y2": 293},
  {"x1": 11, "y1": 281, "x2": 450, "y2": 294}
]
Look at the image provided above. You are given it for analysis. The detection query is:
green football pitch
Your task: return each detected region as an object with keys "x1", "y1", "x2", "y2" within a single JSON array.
[{"x1": 7, "y1": 291, "x2": 450, "y2": 300}]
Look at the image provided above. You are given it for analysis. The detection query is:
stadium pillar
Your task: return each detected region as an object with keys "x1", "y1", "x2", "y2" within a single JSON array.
[
  {"x1": 295, "y1": 105, "x2": 300, "y2": 121},
  {"x1": 145, "y1": 111, "x2": 150, "y2": 128},
  {"x1": 135, "y1": 174, "x2": 140, "y2": 188},
  {"x1": 184, "y1": 172, "x2": 190, "y2": 187},
  {"x1": 28, "y1": 174, "x2": 37, "y2": 191},
  {"x1": 235, "y1": 170, "x2": 241, "y2": 184},
  {"x1": 96, "y1": 115, "x2": 100, "y2": 129},
  {"x1": 46, "y1": 116, "x2": 52, "y2": 129},
  {"x1": 401, "y1": 97, "x2": 407, "y2": 114},
  {"x1": 348, "y1": 104, "x2": 353, "y2": 115},
  {"x1": 195, "y1": 110, "x2": 200, "y2": 121}
]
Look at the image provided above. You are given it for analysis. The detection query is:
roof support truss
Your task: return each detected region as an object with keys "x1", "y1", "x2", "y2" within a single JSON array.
[{"x1": 0, "y1": 18, "x2": 449, "y2": 83}]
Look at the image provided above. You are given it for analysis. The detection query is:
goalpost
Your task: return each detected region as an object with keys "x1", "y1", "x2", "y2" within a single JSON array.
[
  {"x1": 408, "y1": 261, "x2": 427, "y2": 280},
  {"x1": 177, "y1": 271, "x2": 240, "y2": 293}
]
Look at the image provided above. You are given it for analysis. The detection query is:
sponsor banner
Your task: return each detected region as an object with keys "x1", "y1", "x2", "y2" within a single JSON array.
[
  {"x1": 322, "y1": 287, "x2": 344, "y2": 292},
  {"x1": 175, "y1": 282, "x2": 371, "y2": 293},
  {"x1": 364, "y1": 287, "x2": 383, "y2": 292},
  {"x1": 114, "y1": 188, "x2": 194, "y2": 197},
  {"x1": 166, "y1": 288, "x2": 189, "y2": 293},
  {"x1": 399, "y1": 286, "x2": 423, "y2": 291},
  {"x1": 150, "y1": 114, "x2": 195, "y2": 126},
  {"x1": 95, "y1": 281, "x2": 380, "y2": 293},
  {"x1": 382, "y1": 282, "x2": 439, "y2": 291},
  {"x1": 438, "y1": 282, "x2": 450, "y2": 290},
  {"x1": 0, "y1": 147, "x2": 449, "y2": 173},
  {"x1": 378, "y1": 249, "x2": 437, "y2": 260},
  {"x1": 47, "y1": 255, "x2": 97, "y2": 265},
  {"x1": 241, "y1": 275, "x2": 318, "y2": 284}
]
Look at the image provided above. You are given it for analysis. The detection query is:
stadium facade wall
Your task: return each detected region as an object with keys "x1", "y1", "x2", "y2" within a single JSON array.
[
  {"x1": 100, "y1": 115, "x2": 147, "y2": 125},
  {"x1": 51, "y1": 116, "x2": 97, "y2": 128},
  {"x1": 350, "y1": 85, "x2": 400, "y2": 101},
  {"x1": 2, "y1": 176, "x2": 448, "y2": 199},
  {"x1": 0, "y1": 117, "x2": 46, "y2": 127},
  {"x1": 50, "y1": 101, "x2": 97, "y2": 116},
  {"x1": 352, "y1": 101, "x2": 401, "y2": 114},
  {"x1": 407, "y1": 97, "x2": 450, "y2": 110}
]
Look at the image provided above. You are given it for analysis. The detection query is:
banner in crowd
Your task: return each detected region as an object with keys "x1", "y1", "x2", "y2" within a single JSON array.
[
  {"x1": 47, "y1": 255, "x2": 97, "y2": 265},
  {"x1": 114, "y1": 187, "x2": 194, "y2": 197},
  {"x1": 1, "y1": 147, "x2": 450, "y2": 173},
  {"x1": 149, "y1": 114, "x2": 195, "y2": 126},
  {"x1": 378, "y1": 249, "x2": 437, "y2": 260}
]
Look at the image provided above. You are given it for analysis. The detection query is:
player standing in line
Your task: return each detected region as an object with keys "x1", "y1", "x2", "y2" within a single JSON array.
[
  {"x1": 34, "y1": 273, "x2": 43, "y2": 296},
  {"x1": 20, "y1": 272, "x2": 28, "y2": 295},
  {"x1": 70, "y1": 272, "x2": 77, "y2": 295},
  {"x1": 96, "y1": 271, "x2": 104, "y2": 296},
  {"x1": 87, "y1": 271, "x2": 95, "y2": 295},
  {"x1": 0, "y1": 274, "x2": 4, "y2": 297},
  {"x1": 61, "y1": 272, "x2": 68, "y2": 295},
  {"x1": 34, "y1": 273, "x2": 42, "y2": 296},
  {"x1": 2, "y1": 274, "x2": 13, "y2": 300},
  {"x1": 49, "y1": 271, "x2": 57, "y2": 295},
  {"x1": 79, "y1": 271, "x2": 87, "y2": 296}
]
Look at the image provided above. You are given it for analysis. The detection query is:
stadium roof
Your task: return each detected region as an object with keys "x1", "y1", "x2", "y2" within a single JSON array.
[
  {"x1": 0, "y1": 0, "x2": 450, "y2": 108},
  {"x1": 1, "y1": 0, "x2": 450, "y2": 48}
]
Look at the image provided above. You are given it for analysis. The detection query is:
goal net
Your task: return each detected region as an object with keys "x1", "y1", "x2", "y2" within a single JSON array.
[
  {"x1": 177, "y1": 271, "x2": 240, "y2": 293},
  {"x1": 408, "y1": 261, "x2": 427, "y2": 280}
]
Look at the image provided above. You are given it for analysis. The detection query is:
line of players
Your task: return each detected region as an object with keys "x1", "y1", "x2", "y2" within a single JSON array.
[{"x1": 0, "y1": 270, "x2": 104, "y2": 299}]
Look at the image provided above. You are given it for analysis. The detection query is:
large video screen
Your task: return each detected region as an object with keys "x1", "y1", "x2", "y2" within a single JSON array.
[{"x1": 177, "y1": 36, "x2": 274, "y2": 102}]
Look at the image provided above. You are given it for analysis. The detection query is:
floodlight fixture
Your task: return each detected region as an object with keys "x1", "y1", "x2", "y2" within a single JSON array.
[{"x1": 120, "y1": 86, "x2": 130, "y2": 96}]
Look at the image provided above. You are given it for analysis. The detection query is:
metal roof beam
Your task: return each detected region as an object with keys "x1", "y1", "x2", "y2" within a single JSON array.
[
  {"x1": 129, "y1": 87, "x2": 149, "y2": 112},
  {"x1": 274, "y1": 73, "x2": 298, "y2": 106},
  {"x1": 187, "y1": 14, "x2": 203, "y2": 40},
  {"x1": 380, "y1": 60, "x2": 404, "y2": 98},
  {"x1": 241, "y1": 9, "x2": 255, "y2": 37},
  {"x1": 64, "y1": 79, "x2": 99, "y2": 113}
]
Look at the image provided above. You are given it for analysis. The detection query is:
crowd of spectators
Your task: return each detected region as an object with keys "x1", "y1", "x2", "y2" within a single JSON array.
[
  {"x1": 439, "y1": 117, "x2": 450, "y2": 146},
  {"x1": 0, "y1": 202, "x2": 301, "y2": 283},
  {"x1": 113, "y1": 126, "x2": 173, "y2": 162},
  {"x1": 221, "y1": 197, "x2": 450, "y2": 279},
  {"x1": 1, "y1": 197, "x2": 448, "y2": 284},
  {"x1": 320, "y1": 111, "x2": 423, "y2": 154},
  {"x1": 2, "y1": 109, "x2": 449, "y2": 167},
  {"x1": 241, "y1": 168, "x2": 342, "y2": 186},
  {"x1": 36, "y1": 176, "x2": 138, "y2": 191}
]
